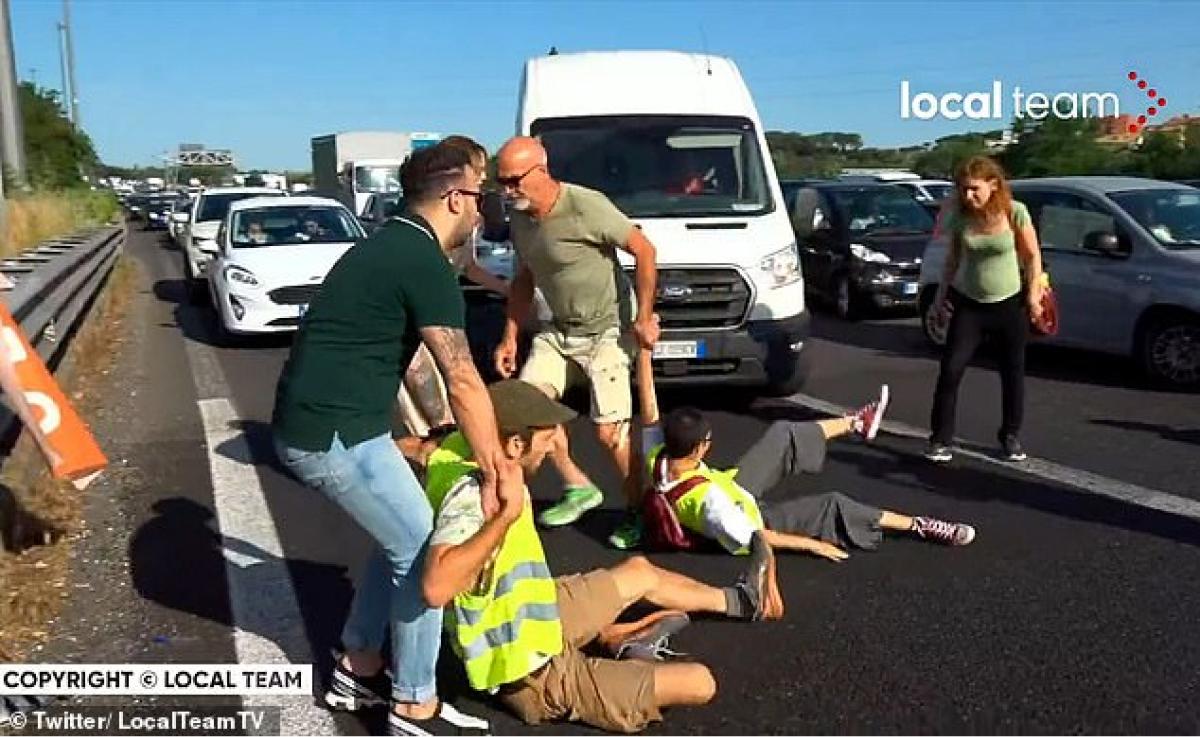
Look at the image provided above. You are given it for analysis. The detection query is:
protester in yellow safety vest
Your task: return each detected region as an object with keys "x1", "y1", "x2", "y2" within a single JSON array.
[
  {"x1": 652, "y1": 385, "x2": 977, "y2": 563},
  {"x1": 422, "y1": 379, "x2": 768, "y2": 734}
]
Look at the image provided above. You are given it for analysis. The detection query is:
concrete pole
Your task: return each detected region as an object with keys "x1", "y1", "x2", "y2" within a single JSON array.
[
  {"x1": 57, "y1": 22, "x2": 71, "y2": 123},
  {"x1": 62, "y1": 0, "x2": 79, "y2": 128},
  {"x1": 0, "y1": 0, "x2": 27, "y2": 183}
]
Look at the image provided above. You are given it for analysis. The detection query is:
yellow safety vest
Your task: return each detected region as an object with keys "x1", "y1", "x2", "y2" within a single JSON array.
[
  {"x1": 647, "y1": 444, "x2": 765, "y2": 555},
  {"x1": 425, "y1": 433, "x2": 564, "y2": 691}
]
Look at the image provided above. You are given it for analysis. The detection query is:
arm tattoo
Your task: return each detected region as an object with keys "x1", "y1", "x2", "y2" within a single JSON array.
[
  {"x1": 420, "y1": 326, "x2": 475, "y2": 376},
  {"x1": 405, "y1": 350, "x2": 447, "y2": 423}
]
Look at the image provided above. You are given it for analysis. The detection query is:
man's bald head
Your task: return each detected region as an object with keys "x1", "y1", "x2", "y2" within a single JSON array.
[
  {"x1": 496, "y1": 136, "x2": 557, "y2": 215},
  {"x1": 496, "y1": 136, "x2": 547, "y2": 171}
]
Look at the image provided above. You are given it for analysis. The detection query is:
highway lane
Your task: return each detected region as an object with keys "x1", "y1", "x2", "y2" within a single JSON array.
[{"x1": 43, "y1": 226, "x2": 1200, "y2": 734}]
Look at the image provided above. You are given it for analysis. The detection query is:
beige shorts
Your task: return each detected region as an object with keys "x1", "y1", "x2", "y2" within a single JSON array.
[
  {"x1": 518, "y1": 326, "x2": 637, "y2": 424},
  {"x1": 500, "y1": 570, "x2": 660, "y2": 734}
]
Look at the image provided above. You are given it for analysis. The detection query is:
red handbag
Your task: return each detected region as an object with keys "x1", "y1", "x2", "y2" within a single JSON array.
[
  {"x1": 1030, "y1": 283, "x2": 1059, "y2": 337},
  {"x1": 642, "y1": 453, "x2": 708, "y2": 552},
  {"x1": 1009, "y1": 208, "x2": 1059, "y2": 338}
]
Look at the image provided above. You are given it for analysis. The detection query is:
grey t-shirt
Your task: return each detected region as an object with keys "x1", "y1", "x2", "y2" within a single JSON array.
[{"x1": 510, "y1": 183, "x2": 636, "y2": 337}]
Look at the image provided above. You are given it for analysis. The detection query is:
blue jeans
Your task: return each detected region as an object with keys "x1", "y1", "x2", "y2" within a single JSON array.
[{"x1": 274, "y1": 431, "x2": 439, "y2": 703}]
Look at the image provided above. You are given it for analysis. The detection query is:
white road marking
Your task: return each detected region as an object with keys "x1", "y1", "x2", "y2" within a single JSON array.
[
  {"x1": 185, "y1": 341, "x2": 338, "y2": 735},
  {"x1": 783, "y1": 390, "x2": 1200, "y2": 522}
]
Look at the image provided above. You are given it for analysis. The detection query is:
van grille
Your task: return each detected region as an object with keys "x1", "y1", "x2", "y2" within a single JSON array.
[{"x1": 643, "y1": 268, "x2": 751, "y2": 330}]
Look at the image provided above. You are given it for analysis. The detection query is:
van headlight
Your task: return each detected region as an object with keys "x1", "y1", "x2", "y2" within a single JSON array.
[
  {"x1": 224, "y1": 265, "x2": 260, "y2": 288},
  {"x1": 760, "y1": 244, "x2": 801, "y2": 288},
  {"x1": 850, "y1": 243, "x2": 891, "y2": 264}
]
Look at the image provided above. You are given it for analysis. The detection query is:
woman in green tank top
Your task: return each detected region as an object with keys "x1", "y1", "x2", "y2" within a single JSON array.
[{"x1": 927, "y1": 156, "x2": 1045, "y2": 464}]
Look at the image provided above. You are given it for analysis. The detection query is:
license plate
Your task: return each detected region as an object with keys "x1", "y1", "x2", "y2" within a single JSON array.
[
  {"x1": 903, "y1": 282, "x2": 919, "y2": 296},
  {"x1": 653, "y1": 340, "x2": 703, "y2": 359}
]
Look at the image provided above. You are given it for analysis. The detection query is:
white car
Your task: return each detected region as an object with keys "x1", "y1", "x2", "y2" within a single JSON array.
[
  {"x1": 182, "y1": 187, "x2": 286, "y2": 302},
  {"x1": 207, "y1": 197, "x2": 365, "y2": 337}
]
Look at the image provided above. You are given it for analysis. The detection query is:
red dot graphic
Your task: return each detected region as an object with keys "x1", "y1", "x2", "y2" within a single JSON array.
[
  {"x1": 1148, "y1": 89, "x2": 1157, "y2": 97},
  {"x1": 1128, "y1": 71, "x2": 1138, "y2": 80},
  {"x1": 1128, "y1": 124, "x2": 1139, "y2": 133},
  {"x1": 1138, "y1": 115, "x2": 1147, "y2": 124},
  {"x1": 1138, "y1": 80, "x2": 1147, "y2": 89},
  {"x1": 1149, "y1": 107, "x2": 1158, "y2": 116},
  {"x1": 1158, "y1": 97, "x2": 1167, "y2": 106}
]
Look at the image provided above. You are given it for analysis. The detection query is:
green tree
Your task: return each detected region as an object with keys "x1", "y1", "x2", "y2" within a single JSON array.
[
  {"x1": 913, "y1": 133, "x2": 988, "y2": 178},
  {"x1": 999, "y1": 117, "x2": 1117, "y2": 177},
  {"x1": 19, "y1": 82, "x2": 99, "y2": 189}
]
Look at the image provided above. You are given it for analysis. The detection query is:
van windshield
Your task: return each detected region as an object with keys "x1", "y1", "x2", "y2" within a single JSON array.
[
  {"x1": 532, "y1": 115, "x2": 773, "y2": 218},
  {"x1": 1109, "y1": 189, "x2": 1200, "y2": 249}
]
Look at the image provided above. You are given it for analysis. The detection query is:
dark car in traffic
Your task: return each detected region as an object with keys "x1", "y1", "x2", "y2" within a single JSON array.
[
  {"x1": 142, "y1": 193, "x2": 181, "y2": 230},
  {"x1": 787, "y1": 181, "x2": 934, "y2": 319}
]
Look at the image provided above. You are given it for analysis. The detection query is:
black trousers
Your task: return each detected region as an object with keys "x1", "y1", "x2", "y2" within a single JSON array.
[{"x1": 930, "y1": 288, "x2": 1027, "y2": 444}]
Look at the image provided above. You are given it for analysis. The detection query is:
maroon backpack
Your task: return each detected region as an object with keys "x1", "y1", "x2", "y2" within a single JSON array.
[{"x1": 642, "y1": 452, "x2": 709, "y2": 551}]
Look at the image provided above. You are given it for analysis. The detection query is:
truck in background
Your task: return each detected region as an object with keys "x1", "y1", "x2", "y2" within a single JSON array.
[{"x1": 310, "y1": 131, "x2": 440, "y2": 215}]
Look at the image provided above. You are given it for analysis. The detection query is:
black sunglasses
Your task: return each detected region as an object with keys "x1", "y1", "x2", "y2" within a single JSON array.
[
  {"x1": 495, "y1": 164, "x2": 541, "y2": 189},
  {"x1": 443, "y1": 188, "x2": 484, "y2": 207}
]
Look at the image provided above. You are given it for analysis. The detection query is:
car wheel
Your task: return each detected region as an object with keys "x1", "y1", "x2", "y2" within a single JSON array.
[
  {"x1": 834, "y1": 275, "x2": 857, "y2": 320},
  {"x1": 1139, "y1": 315, "x2": 1200, "y2": 389},
  {"x1": 920, "y1": 287, "x2": 948, "y2": 348}
]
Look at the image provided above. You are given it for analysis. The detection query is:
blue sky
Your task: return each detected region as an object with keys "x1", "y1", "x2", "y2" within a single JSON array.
[{"x1": 12, "y1": 0, "x2": 1200, "y2": 170}]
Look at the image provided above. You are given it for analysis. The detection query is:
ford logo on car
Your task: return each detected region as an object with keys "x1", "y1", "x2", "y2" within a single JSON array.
[{"x1": 659, "y1": 284, "x2": 693, "y2": 302}]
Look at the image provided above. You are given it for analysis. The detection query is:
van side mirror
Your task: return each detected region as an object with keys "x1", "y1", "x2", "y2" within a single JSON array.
[{"x1": 1083, "y1": 231, "x2": 1123, "y2": 256}]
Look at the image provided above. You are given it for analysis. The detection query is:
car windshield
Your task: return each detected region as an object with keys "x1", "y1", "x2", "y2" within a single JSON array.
[
  {"x1": 923, "y1": 183, "x2": 953, "y2": 201},
  {"x1": 198, "y1": 192, "x2": 283, "y2": 222},
  {"x1": 1109, "y1": 189, "x2": 1200, "y2": 249},
  {"x1": 355, "y1": 165, "x2": 401, "y2": 194},
  {"x1": 532, "y1": 115, "x2": 772, "y2": 218},
  {"x1": 231, "y1": 205, "x2": 361, "y2": 248},
  {"x1": 829, "y1": 187, "x2": 934, "y2": 234}
]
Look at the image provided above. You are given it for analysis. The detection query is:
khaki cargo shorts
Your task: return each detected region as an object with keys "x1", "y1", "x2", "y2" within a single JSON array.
[
  {"x1": 518, "y1": 326, "x2": 637, "y2": 424},
  {"x1": 499, "y1": 570, "x2": 660, "y2": 734}
]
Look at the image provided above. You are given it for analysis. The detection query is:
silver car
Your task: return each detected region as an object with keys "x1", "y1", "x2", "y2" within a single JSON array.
[{"x1": 919, "y1": 177, "x2": 1200, "y2": 388}]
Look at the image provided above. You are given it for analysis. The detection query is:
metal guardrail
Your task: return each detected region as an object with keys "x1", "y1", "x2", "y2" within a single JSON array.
[
  {"x1": 1, "y1": 226, "x2": 124, "y2": 367},
  {"x1": 0, "y1": 226, "x2": 124, "y2": 452}
]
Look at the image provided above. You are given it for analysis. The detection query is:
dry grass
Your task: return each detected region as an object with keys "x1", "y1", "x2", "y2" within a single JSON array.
[
  {"x1": 1, "y1": 192, "x2": 120, "y2": 259},
  {"x1": 0, "y1": 256, "x2": 137, "y2": 660}
]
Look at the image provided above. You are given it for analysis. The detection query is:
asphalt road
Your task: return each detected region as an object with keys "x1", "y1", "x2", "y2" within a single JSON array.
[{"x1": 36, "y1": 226, "x2": 1200, "y2": 735}]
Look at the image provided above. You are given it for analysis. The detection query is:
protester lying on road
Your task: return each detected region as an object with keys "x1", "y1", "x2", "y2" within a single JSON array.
[
  {"x1": 650, "y1": 386, "x2": 977, "y2": 561},
  {"x1": 418, "y1": 379, "x2": 777, "y2": 734}
]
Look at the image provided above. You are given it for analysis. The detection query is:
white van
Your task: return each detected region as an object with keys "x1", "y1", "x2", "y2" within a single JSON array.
[{"x1": 518, "y1": 51, "x2": 810, "y2": 394}]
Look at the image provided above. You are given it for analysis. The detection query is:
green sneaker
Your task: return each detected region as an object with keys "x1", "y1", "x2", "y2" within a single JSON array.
[
  {"x1": 537, "y1": 486, "x2": 604, "y2": 528},
  {"x1": 607, "y1": 512, "x2": 643, "y2": 550}
]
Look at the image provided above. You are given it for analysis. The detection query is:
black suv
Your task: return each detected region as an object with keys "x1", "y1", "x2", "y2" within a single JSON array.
[{"x1": 788, "y1": 182, "x2": 934, "y2": 319}]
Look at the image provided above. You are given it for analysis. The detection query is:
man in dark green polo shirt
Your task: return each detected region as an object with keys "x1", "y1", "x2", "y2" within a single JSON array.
[{"x1": 272, "y1": 140, "x2": 516, "y2": 736}]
